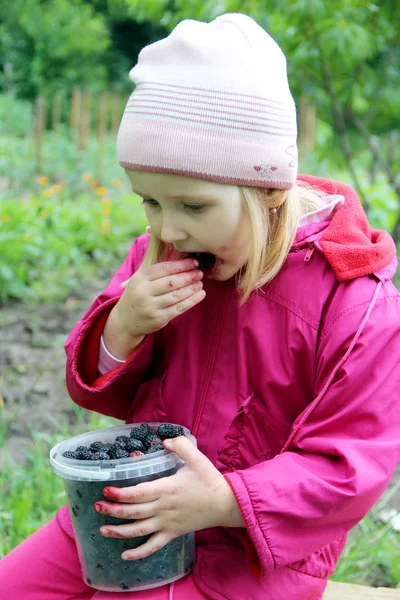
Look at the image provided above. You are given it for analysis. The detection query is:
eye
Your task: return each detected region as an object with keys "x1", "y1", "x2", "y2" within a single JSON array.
[
  {"x1": 184, "y1": 204, "x2": 204, "y2": 213},
  {"x1": 142, "y1": 198, "x2": 159, "y2": 208}
]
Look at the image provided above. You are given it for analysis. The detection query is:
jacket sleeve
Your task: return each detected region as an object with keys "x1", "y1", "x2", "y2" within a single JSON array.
[
  {"x1": 224, "y1": 286, "x2": 400, "y2": 577},
  {"x1": 64, "y1": 234, "x2": 155, "y2": 420}
]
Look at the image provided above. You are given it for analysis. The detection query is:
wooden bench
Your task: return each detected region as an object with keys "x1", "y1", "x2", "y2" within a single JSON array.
[{"x1": 324, "y1": 581, "x2": 400, "y2": 599}]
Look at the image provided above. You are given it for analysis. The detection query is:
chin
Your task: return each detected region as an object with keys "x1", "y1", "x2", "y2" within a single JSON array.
[{"x1": 207, "y1": 265, "x2": 238, "y2": 281}]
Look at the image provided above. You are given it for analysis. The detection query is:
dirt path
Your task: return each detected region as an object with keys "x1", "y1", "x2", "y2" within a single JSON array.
[
  {"x1": 0, "y1": 275, "x2": 398, "y2": 510},
  {"x1": 0, "y1": 274, "x2": 111, "y2": 464}
]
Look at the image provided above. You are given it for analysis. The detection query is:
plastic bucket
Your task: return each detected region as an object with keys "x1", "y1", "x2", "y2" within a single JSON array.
[{"x1": 50, "y1": 423, "x2": 196, "y2": 592}]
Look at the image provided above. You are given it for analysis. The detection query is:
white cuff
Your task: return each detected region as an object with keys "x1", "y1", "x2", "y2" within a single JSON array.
[{"x1": 98, "y1": 334, "x2": 126, "y2": 375}]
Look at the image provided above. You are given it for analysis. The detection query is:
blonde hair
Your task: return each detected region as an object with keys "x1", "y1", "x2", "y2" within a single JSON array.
[{"x1": 137, "y1": 182, "x2": 324, "y2": 304}]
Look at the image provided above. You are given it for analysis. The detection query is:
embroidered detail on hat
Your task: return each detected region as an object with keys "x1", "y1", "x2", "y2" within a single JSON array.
[
  {"x1": 285, "y1": 145, "x2": 296, "y2": 168},
  {"x1": 253, "y1": 164, "x2": 278, "y2": 176}
]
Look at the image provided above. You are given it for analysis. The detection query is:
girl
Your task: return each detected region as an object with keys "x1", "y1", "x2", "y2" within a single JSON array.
[{"x1": 1, "y1": 13, "x2": 399, "y2": 600}]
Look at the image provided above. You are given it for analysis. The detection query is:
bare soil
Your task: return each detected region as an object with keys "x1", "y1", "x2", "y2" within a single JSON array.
[
  {"x1": 0, "y1": 275, "x2": 110, "y2": 464},
  {"x1": 0, "y1": 276, "x2": 398, "y2": 509}
]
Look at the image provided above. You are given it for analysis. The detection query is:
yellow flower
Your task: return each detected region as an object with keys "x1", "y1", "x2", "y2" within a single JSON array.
[
  {"x1": 82, "y1": 173, "x2": 92, "y2": 182},
  {"x1": 101, "y1": 206, "x2": 111, "y2": 216},
  {"x1": 1, "y1": 214, "x2": 9, "y2": 223},
  {"x1": 100, "y1": 219, "x2": 112, "y2": 234},
  {"x1": 89, "y1": 181, "x2": 98, "y2": 189},
  {"x1": 36, "y1": 175, "x2": 49, "y2": 186},
  {"x1": 39, "y1": 209, "x2": 50, "y2": 219},
  {"x1": 112, "y1": 178, "x2": 123, "y2": 187},
  {"x1": 23, "y1": 233, "x2": 32, "y2": 241},
  {"x1": 52, "y1": 184, "x2": 63, "y2": 194},
  {"x1": 43, "y1": 188, "x2": 54, "y2": 198},
  {"x1": 102, "y1": 197, "x2": 112, "y2": 205},
  {"x1": 96, "y1": 186, "x2": 108, "y2": 197}
]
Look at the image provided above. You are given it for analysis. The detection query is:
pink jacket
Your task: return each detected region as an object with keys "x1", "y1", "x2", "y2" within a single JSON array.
[{"x1": 65, "y1": 176, "x2": 400, "y2": 600}]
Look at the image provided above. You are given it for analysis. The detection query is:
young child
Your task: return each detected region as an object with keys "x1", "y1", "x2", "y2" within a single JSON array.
[{"x1": 1, "y1": 13, "x2": 400, "y2": 600}]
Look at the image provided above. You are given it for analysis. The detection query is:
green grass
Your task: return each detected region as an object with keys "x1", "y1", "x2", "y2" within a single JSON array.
[{"x1": 0, "y1": 404, "x2": 119, "y2": 557}]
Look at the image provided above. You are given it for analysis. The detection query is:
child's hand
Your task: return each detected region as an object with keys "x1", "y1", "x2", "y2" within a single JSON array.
[
  {"x1": 103, "y1": 258, "x2": 205, "y2": 357},
  {"x1": 93, "y1": 437, "x2": 245, "y2": 560}
]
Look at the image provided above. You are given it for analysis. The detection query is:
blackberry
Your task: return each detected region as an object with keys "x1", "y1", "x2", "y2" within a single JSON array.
[
  {"x1": 107, "y1": 443, "x2": 122, "y2": 459},
  {"x1": 125, "y1": 438, "x2": 145, "y2": 453},
  {"x1": 89, "y1": 441, "x2": 108, "y2": 453},
  {"x1": 149, "y1": 435, "x2": 162, "y2": 446},
  {"x1": 110, "y1": 447, "x2": 129, "y2": 460},
  {"x1": 129, "y1": 424, "x2": 153, "y2": 449},
  {"x1": 115, "y1": 436, "x2": 130, "y2": 449},
  {"x1": 75, "y1": 446, "x2": 93, "y2": 460},
  {"x1": 62, "y1": 451, "x2": 77, "y2": 459},
  {"x1": 157, "y1": 424, "x2": 184, "y2": 440},
  {"x1": 147, "y1": 444, "x2": 165, "y2": 454},
  {"x1": 90, "y1": 451, "x2": 111, "y2": 461},
  {"x1": 190, "y1": 252, "x2": 216, "y2": 270}
]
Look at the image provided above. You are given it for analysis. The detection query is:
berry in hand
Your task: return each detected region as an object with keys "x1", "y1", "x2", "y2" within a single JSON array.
[
  {"x1": 190, "y1": 252, "x2": 216, "y2": 270},
  {"x1": 157, "y1": 424, "x2": 184, "y2": 440}
]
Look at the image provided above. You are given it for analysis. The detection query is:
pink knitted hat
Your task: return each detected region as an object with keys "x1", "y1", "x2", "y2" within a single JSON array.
[{"x1": 117, "y1": 13, "x2": 298, "y2": 189}]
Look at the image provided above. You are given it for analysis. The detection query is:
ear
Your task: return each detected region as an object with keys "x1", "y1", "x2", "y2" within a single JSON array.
[{"x1": 269, "y1": 190, "x2": 288, "y2": 209}]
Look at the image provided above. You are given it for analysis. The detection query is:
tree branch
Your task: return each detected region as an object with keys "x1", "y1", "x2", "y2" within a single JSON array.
[
  {"x1": 350, "y1": 114, "x2": 400, "y2": 245},
  {"x1": 318, "y1": 55, "x2": 370, "y2": 211}
]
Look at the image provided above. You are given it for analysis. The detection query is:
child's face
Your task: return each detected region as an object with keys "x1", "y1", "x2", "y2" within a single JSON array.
[{"x1": 127, "y1": 170, "x2": 251, "y2": 281}]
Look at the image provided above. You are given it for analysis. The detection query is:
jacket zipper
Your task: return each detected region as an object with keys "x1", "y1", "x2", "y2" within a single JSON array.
[
  {"x1": 304, "y1": 245, "x2": 315, "y2": 262},
  {"x1": 192, "y1": 282, "x2": 231, "y2": 437}
]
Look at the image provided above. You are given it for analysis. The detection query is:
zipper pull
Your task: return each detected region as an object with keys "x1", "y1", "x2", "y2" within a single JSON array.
[{"x1": 304, "y1": 245, "x2": 315, "y2": 262}]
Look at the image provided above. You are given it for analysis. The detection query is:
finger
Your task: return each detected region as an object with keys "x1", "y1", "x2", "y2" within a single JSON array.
[
  {"x1": 161, "y1": 289, "x2": 206, "y2": 317},
  {"x1": 94, "y1": 500, "x2": 158, "y2": 520},
  {"x1": 156, "y1": 281, "x2": 204, "y2": 309},
  {"x1": 121, "y1": 531, "x2": 172, "y2": 561},
  {"x1": 151, "y1": 268, "x2": 203, "y2": 297},
  {"x1": 163, "y1": 436, "x2": 209, "y2": 471},
  {"x1": 100, "y1": 517, "x2": 158, "y2": 540},
  {"x1": 102, "y1": 483, "x2": 161, "y2": 504},
  {"x1": 143, "y1": 259, "x2": 199, "y2": 281}
]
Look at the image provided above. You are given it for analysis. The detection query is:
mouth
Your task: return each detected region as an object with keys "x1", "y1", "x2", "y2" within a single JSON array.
[{"x1": 178, "y1": 251, "x2": 220, "y2": 275}]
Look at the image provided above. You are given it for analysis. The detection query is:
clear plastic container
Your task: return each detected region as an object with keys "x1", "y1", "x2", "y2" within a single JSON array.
[{"x1": 50, "y1": 423, "x2": 196, "y2": 592}]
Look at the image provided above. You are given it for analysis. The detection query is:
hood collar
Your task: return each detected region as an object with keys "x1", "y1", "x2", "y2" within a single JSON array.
[{"x1": 294, "y1": 175, "x2": 397, "y2": 282}]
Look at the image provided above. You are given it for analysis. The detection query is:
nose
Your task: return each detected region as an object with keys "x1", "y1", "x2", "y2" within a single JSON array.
[{"x1": 159, "y1": 217, "x2": 188, "y2": 244}]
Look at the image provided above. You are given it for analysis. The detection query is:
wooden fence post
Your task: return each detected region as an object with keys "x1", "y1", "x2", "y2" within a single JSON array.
[
  {"x1": 52, "y1": 91, "x2": 63, "y2": 132},
  {"x1": 96, "y1": 91, "x2": 108, "y2": 182},
  {"x1": 298, "y1": 95, "x2": 316, "y2": 162},
  {"x1": 388, "y1": 130, "x2": 399, "y2": 170},
  {"x1": 33, "y1": 96, "x2": 47, "y2": 174},
  {"x1": 78, "y1": 89, "x2": 91, "y2": 151},
  {"x1": 111, "y1": 93, "x2": 123, "y2": 137},
  {"x1": 70, "y1": 87, "x2": 81, "y2": 132}
]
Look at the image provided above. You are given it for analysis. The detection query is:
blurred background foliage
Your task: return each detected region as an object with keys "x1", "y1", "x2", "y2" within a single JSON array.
[{"x1": 0, "y1": 0, "x2": 400, "y2": 304}]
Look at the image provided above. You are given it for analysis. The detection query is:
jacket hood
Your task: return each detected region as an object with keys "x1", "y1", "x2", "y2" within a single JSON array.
[{"x1": 297, "y1": 174, "x2": 397, "y2": 282}]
